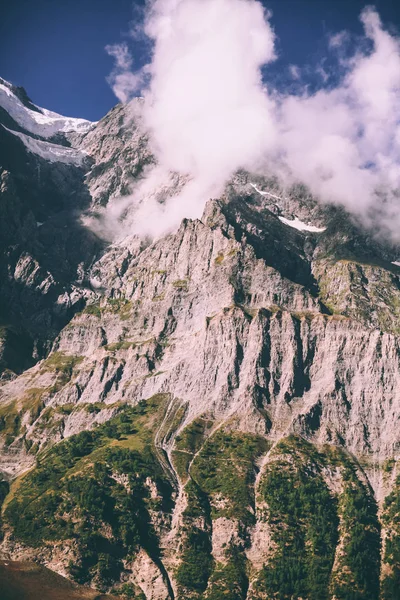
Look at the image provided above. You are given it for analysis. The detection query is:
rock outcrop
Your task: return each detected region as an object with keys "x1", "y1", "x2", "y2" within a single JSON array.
[{"x1": 0, "y1": 77, "x2": 399, "y2": 599}]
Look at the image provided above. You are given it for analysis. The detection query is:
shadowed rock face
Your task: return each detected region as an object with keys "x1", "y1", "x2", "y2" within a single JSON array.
[{"x1": 1, "y1": 80, "x2": 400, "y2": 599}]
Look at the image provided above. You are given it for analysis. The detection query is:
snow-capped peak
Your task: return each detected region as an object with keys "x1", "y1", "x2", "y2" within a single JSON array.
[{"x1": 0, "y1": 77, "x2": 94, "y2": 138}]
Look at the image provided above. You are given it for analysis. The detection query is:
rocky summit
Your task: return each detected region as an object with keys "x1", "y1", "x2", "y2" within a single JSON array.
[{"x1": 0, "y1": 76, "x2": 399, "y2": 600}]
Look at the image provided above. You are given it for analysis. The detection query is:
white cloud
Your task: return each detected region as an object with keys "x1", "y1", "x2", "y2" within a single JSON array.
[
  {"x1": 105, "y1": 43, "x2": 144, "y2": 103},
  {"x1": 104, "y1": 2, "x2": 400, "y2": 241},
  {"x1": 105, "y1": 43, "x2": 133, "y2": 70},
  {"x1": 275, "y1": 6, "x2": 400, "y2": 234},
  {"x1": 328, "y1": 30, "x2": 349, "y2": 49},
  {"x1": 106, "y1": 0, "x2": 278, "y2": 237},
  {"x1": 289, "y1": 64, "x2": 301, "y2": 80}
]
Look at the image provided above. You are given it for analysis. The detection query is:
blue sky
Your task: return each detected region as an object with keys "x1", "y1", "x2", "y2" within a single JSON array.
[{"x1": 0, "y1": 0, "x2": 399, "y2": 121}]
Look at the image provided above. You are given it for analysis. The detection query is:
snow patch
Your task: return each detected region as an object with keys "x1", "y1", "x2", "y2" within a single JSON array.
[
  {"x1": 0, "y1": 80, "x2": 94, "y2": 138},
  {"x1": 278, "y1": 216, "x2": 326, "y2": 233},
  {"x1": 391, "y1": 261, "x2": 400, "y2": 267},
  {"x1": 2, "y1": 125, "x2": 88, "y2": 166},
  {"x1": 250, "y1": 182, "x2": 283, "y2": 201}
]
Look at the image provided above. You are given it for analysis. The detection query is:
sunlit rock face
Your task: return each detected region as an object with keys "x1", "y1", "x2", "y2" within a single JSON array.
[{"x1": 1, "y1": 78, "x2": 400, "y2": 599}]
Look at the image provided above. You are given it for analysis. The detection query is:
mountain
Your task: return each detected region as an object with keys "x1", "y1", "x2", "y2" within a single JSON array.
[{"x1": 0, "y1": 76, "x2": 400, "y2": 600}]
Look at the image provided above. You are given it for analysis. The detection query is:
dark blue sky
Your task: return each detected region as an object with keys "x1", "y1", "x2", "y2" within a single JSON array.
[{"x1": 0, "y1": 0, "x2": 399, "y2": 121}]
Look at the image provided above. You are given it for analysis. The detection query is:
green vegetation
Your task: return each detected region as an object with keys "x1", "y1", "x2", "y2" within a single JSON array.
[
  {"x1": 84, "y1": 402, "x2": 109, "y2": 414},
  {"x1": 172, "y1": 417, "x2": 213, "y2": 482},
  {"x1": 106, "y1": 299, "x2": 133, "y2": 320},
  {"x1": 0, "y1": 386, "x2": 51, "y2": 445},
  {"x1": 175, "y1": 418, "x2": 212, "y2": 454},
  {"x1": 252, "y1": 437, "x2": 381, "y2": 600},
  {"x1": 111, "y1": 582, "x2": 146, "y2": 599},
  {"x1": 315, "y1": 259, "x2": 400, "y2": 334},
  {"x1": 152, "y1": 269, "x2": 166, "y2": 276},
  {"x1": 175, "y1": 427, "x2": 267, "y2": 597},
  {"x1": 152, "y1": 293, "x2": 165, "y2": 302},
  {"x1": 81, "y1": 298, "x2": 133, "y2": 321},
  {"x1": 0, "y1": 476, "x2": 9, "y2": 540},
  {"x1": 329, "y1": 450, "x2": 381, "y2": 600},
  {"x1": 182, "y1": 479, "x2": 210, "y2": 520},
  {"x1": 383, "y1": 458, "x2": 396, "y2": 474},
  {"x1": 381, "y1": 470, "x2": 400, "y2": 599},
  {"x1": 172, "y1": 279, "x2": 189, "y2": 289},
  {"x1": 175, "y1": 527, "x2": 213, "y2": 593},
  {"x1": 81, "y1": 303, "x2": 102, "y2": 318},
  {"x1": 56, "y1": 403, "x2": 77, "y2": 415},
  {"x1": 4, "y1": 396, "x2": 173, "y2": 589},
  {"x1": 206, "y1": 545, "x2": 248, "y2": 600},
  {"x1": 176, "y1": 493, "x2": 212, "y2": 598},
  {"x1": 214, "y1": 252, "x2": 224, "y2": 265},
  {"x1": 255, "y1": 437, "x2": 339, "y2": 600},
  {"x1": 104, "y1": 341, "x2": 135, "y2": 352},
  {"x1": 190, "y1": 429, "x2": 269, "y2": 523},
  {"x1": 0, "y1": 401, "x2": 20, "y2": 446},
  {"x1": 1, "y1": 397, "x2": 389, "y2": 599},
  {"x1": 23, "y1": 387, "x2": 47, "y2": 423},
  {"x1": 41, "y1": 352, "x2": 83, "y2": 390}
]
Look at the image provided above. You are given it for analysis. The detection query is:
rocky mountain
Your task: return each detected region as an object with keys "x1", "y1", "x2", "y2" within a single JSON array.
[{"x1": 0, "y1": 76, "x2": 400, "y2": 600}]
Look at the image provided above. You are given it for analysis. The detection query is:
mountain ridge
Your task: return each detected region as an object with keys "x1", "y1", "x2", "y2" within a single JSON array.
[{"x1": 0, "y1": 76, "x2": 399, "y2": 599}]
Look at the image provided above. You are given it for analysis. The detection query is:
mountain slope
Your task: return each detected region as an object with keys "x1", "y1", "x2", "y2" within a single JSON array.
[{"x1": 0, "y1": 77, "x2": 400, "y2": 599}]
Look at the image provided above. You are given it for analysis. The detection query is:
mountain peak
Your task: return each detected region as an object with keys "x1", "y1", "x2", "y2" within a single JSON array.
[
  {"x1": 0, "y1": 76, "x2": 42, "y2": 114},
  {"x1": 0, "y1": 75, "x2": 94, "y2": 140},
  {"x1": 0, "y1": 74, "x2": 400, "y2": 599}
]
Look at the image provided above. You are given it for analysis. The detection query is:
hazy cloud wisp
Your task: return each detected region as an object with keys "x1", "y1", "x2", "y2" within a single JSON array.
[{"x1": 104, "y1": 1, "x2": 400, "y2": 241}]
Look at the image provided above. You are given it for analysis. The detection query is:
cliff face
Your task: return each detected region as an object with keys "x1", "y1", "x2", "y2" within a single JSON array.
[{"x1": 0, "y1": 78, "x2": 400, "y2": 599}]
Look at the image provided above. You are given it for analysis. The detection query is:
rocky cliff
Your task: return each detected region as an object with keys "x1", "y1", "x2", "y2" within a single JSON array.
[{"x1": 0, "y1": 77, "x2": 399, "y2": 599}]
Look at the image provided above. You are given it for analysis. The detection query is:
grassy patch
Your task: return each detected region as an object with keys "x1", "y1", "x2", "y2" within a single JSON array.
[
  {"x1": 80, "y1": 299, "x2": 133, "y2": 321},
  {"x1": 104, "y1": 341, "x2": 135, "y2": 352},
  {"x1": 190, "y1": 429, "x2": 269, "y2": 523},
  {"x1": 111, "y1": 582, "x2": 146, "y2": 599},
  {"x1": 206, "y1": 546, "x2": 248, "y2": 600},
  {"x1": 172, "y1": 279, "x2": 189, "y2": 290},
  {"x1": 0, "y1": 386, "x2": 51, "y2": 444},
  {"x1": 4, "y1": 396, "x2": 173, "y2": 589},
  {"x1": 172, "y1": 417, "x2": 213, "y2": 482},
  {"x1": 81, "y1": 304, "x2": 102, "y2": 318},
  {"x1": 22, "y1": 387, "x2": 48, "y2": 423},
  {"x1": 42, "y1": 352, "x2": 83, "y2": 377},
  {"x1": 0, "y1": 401, "x2": 20, "y2": 445},
  {"x1": 382, "y1": 458, "x2": 396, "y2": 474}
]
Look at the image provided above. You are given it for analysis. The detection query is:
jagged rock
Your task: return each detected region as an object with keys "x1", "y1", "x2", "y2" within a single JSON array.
[{"x1": 1, "y1": 77, "x2": 400, "y2": 599}]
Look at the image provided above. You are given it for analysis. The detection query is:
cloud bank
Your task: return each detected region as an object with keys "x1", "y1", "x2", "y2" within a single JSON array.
[
  {"x1": 276, "y1": 7, "x2": 400, "y2": 234},
  {"x1": 105, "y1": 1, "x2": 400, "y2": 241}
]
